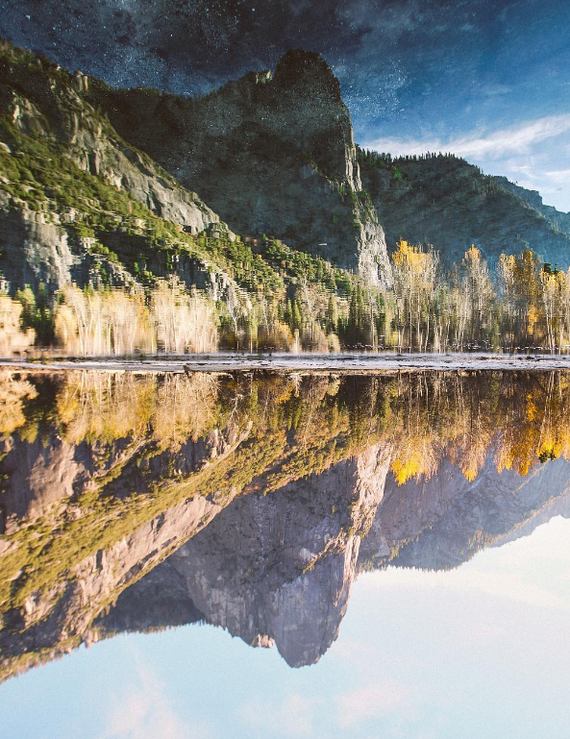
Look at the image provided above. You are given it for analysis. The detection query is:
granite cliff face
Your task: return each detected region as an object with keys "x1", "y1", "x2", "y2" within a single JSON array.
[
  {"x1": 3, "y1": 370, "x2": 570, "y2": 678},
  {"x1": 360, "y1": 455, "x2": 570, "y2": 571},
  {"x1": 2, "y1": 411, "x2": 570, "y2": 677},
  {"x1": 0, "y1": 44, "x2": 231, "y2": 293},
  {"x1": 91, "y1": 50, "x2": 392, "y2": 284},
  {"x1": 104, "y1": 443, "x2": 391, "y2": 667},
  {"x1": 95, "y1": 445, "x2": 570, "y2": 668}
]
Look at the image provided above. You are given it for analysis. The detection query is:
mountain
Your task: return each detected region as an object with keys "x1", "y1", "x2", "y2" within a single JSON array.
[
  {"x1": 0, "y1": 40, "x2": 389, "y2": 303},
  {"x1": 94, "y1": 435, "x2": 570, "y2": 668},
  {"x1": 358, "y1": 150, "x2": 570, "y2": 268},
  {"x1": 87, "y1": 49, "x2": 391, "y2": 284},
  {"x1": 2, "y1": 369, "x2": 570, "y2": 679},
  {"x1": 99, "y1": 442, "x2": 390, "y2": 668},
  {"x1": 360, "y1": 454, "x2": 570, "y2": 571},
  {"x1": 0, "y1": 41, "x2": 237, "y2": 294},
  {"x1": 2, "y1": 36, "x2": 570, "y2": 303}
]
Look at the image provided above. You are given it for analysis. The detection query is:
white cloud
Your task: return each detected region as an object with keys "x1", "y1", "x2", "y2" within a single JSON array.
[
  {"x1": 363, "y1": 114, "x2": 570, "y2": 161},
  {"x1": 238, "y1": 694, "x2": 315, "y2": 737},
  {"x1": 545, "y1": 168, "x2": 570, "y2": 183},
  {"x1": 480, "y1": 82, "x2": 512, "y2": 97},
  {"x1": 100, "y1": 665, "x2": 214, "y2": 739},
  {"x1": 337, "y1": 681, "x2": 410, "y2": 728}
]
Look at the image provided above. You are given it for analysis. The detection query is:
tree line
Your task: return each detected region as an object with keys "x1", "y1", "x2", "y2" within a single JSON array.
[
  {"x1": 3, "y1": 369, "x2": 570, "y2": 486},
  {"x1": 2, "y1": 242, "x2": 570, "y2": 355}
]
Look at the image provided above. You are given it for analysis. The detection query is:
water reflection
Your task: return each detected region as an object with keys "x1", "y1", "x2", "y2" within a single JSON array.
[{"x1": 1, "y1": 368, "x2": 570, "y2": 680}]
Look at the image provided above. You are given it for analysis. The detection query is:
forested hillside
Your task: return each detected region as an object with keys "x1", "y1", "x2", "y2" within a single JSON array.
[
  {"x1": 2, "y1": 38, "x2": 570, "y2": 354},
  {"x1": 359, "y1": 150, "x2": 570, "y2": 269}
]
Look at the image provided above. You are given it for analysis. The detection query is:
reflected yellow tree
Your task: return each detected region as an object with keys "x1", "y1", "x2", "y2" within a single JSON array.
[
  {"x1": 6, "y1": 369, "x2": 570, "y2": 489},
  {"x1": 0, "y1": 370, "x2": 38, "y2": 435},
  {"x1": 0, "y1": 297, "x2": 35, "y2": 357},
  {"x1": 152, "y1": 373, "x2": 219, "y2": 450},
  {"x1": 56, "y1": 372, "x2": 156, "y2": 444}
]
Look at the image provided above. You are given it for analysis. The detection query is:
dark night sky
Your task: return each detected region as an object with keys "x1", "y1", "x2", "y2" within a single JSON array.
[{"x1": 1, "y1": 0, "x2": 570, "y2": 209}]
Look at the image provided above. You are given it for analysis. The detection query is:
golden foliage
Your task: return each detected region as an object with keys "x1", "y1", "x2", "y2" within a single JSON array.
[
  {"x1": 0, "y1": 296, "x2": 35, "y2": 356},
  {"x1": 54, "y1": 281, "x2": 218, "y2": 356},
  {"x1": 56, "y1": 372, "x2": 156, "y2": 444},
  {"x1": 152, "y1": 373, "x2": 219, "y2": 450},
  {"x1": 151, "y1": 278, "x2": 218, "y2": 353},
  {"x1": 0, "y1": 370, "x2": 38, "y2": 435},
  {"x1": 4, "y1": 368, "x2": 570, "y2": 489},
  {"x1": 55, "y1": 285, "x2": 155, "y2": 356}
]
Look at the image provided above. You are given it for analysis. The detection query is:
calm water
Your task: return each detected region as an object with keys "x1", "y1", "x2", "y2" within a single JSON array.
[{"x1": 1, "y1": 368, "x2": 570, "y2": 738}]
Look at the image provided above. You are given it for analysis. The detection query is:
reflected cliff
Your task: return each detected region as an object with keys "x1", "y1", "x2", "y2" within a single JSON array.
[{"x1": 1, "y1": 368, "x2": 570, "y2": 678}]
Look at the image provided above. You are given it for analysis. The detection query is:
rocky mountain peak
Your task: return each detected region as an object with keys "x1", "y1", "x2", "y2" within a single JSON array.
[
  {"x1": 272, "y1": 49, "x2": 342, "y2": 101},
  {"x1": 85, "y1": 47, "x2": 390, "y2": 283}
]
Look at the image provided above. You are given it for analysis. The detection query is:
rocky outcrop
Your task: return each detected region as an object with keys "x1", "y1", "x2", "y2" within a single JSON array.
[
  {"x1": 98, "y1": 442, "x2": 392, "y2": 667},
  {"x1": 0, "y1": 417, "x2": 252, "y2": 681},
  {"x1": 0, "y1": 61, "x2": 224, "y2": 235},
  {"x1": 0, "y1": 203, "x2": 139, "y2": 292},
  {"x1": 0, "y1": 205, "x2": 79, "y2": 293},
  {"x1": 0, "y1": 48, "x2": 232, "y2": 291},
  {"x1": 92, "y1": 50, "x2": 392, "y2": 284}
]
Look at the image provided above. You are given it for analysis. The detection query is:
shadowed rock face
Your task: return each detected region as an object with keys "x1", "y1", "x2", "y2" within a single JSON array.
[
  {"x1": 359, "y1": 152, "x2": 570, "y2": 271},
  {"x1": 93, "y1": 50, "x2": 392, "y2": 284},
  {"x1": 368, "y1": 455, "x2": 570, "y2": 571},
  {"x1": 97, "y1": 446, "x2": 570, "y2": 667},
  {"x1": 116, "y1": 443, "x2": 391, "y2": 667},
  {"x1": 0, "y1": 51, "x2": 226, "y2": 293}
]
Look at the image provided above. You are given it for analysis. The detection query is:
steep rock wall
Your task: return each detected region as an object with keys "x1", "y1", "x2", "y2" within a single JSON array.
[{"x1": 92, "y1": 50, "x2": 392, "y2": 284}]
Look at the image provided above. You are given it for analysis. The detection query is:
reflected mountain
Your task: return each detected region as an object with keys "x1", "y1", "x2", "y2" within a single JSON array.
[{"x1": 1, "y1": 368, "x2": 570, "y2": 678}]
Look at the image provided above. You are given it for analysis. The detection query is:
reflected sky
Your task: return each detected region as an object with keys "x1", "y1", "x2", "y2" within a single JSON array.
[
  {"x1": 1, "y1": 369, "x2": 570, "y2": 737},
  {"x1": 1, "y1": 516, "x2": 569, "y2": 739}
]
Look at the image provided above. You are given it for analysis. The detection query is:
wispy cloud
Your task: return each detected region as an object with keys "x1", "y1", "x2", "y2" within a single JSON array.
[
  {"x1": 480, "y1": 82, "x2": 512, "y2": 97},
  {"x1": 545, "y1": 168, "x2": 570, "y2": 183},
  {"x1": 99, "y1": 664, "x2": 214, "y2": 739},
  {"x1": 364, "y1": 114, "x2": 570, "y2": 160},
  {"x1": 238, "y1": 694, "x2": 315, "y2": 737},
  {"x1": 337, "y1": 681, "x2": 409, "y2": 728}
]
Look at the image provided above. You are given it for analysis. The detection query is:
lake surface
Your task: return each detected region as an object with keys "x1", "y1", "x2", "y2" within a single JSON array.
[{"x1": 1, "y1": 368, "x2": 570, "y2": 738}]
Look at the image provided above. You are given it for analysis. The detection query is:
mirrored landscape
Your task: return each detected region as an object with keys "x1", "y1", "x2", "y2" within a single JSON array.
[{"x1": 1, "y1": 368, "x2": 570, "y2": 737}]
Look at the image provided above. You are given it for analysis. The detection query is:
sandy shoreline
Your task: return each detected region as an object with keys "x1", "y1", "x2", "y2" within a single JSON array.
[{"x1": 3, "y1": 352, "x2": 570, "y2": 373}]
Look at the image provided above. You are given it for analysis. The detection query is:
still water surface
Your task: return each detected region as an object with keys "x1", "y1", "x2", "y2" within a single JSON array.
[{"x1": 1, "y1": 368, "x2": 569, "y2": 738}]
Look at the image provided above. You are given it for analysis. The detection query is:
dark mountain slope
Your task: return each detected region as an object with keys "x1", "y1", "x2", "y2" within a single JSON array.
[
  {"x1": 0, "y1": 40, "x2": 358, "y2": 313},
  {"x1": 359, "y1": 150, "x2": 570, "y2": 269},
  {"x1": 87, "y1": 50, "x2": 392, "y2": 283}
]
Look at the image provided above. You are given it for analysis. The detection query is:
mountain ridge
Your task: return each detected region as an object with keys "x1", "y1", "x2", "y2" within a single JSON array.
[
  {"x1": 358, "y1": 149, "x2": 570, "y2": 268},
  {"x1": 86, "y1": 48, "x2": 392, "y2": 284}
]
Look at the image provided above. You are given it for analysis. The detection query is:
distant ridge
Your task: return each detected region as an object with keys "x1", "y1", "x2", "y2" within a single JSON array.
[{"x1": 359, "y1": 149, "x2": 570, "y2": 268}]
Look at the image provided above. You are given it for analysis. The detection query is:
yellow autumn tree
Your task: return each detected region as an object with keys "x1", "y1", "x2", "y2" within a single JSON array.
[
  {"x1": 0, "y1": 296, "x2": 35, "y2": 356},
  {"x1": 391, "y1": 240, "x2": 440, "y2": 351}
]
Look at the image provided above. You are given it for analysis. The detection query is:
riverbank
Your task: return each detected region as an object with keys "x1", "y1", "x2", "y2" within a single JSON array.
[{"x1": 3, "y1": 352, "x2": 570, "y2": 373}]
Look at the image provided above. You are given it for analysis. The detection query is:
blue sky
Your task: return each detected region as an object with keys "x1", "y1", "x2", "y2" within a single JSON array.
[
  {"x1": 2, "y1": 515, "x2": 570, "y2": 739},
  {"x1": 1, "y1": 0, "x2": 569, "y2": 209}
]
